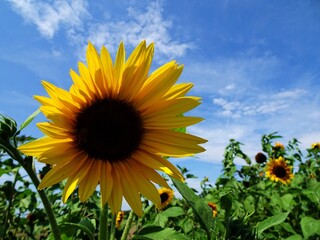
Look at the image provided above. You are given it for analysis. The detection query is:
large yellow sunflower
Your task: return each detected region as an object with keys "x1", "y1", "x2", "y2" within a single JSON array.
[
  {"x1": 18, "y1": 41, "x2": 206, "y2": 216},
  {"x1": 265, "y1": 157, "x2": 293, "y2": 184}
]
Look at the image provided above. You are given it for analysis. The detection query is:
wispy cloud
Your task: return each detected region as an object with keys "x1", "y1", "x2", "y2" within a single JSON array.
[
  {"x1": 7, "y1": 0, "x2": 192, "y2": 61},
  {"x1": 184, "y1": 53, "x2": 280, "y2": 95},
  {"x1": 76, "y1": 1, "x2": 193, "y2": 61},
  {"x1": 213, "y1": 88, "x2": 308, "y2": 118},
  {"x1": 7, "y1": 0, "x2": 89, "y2": 38}
]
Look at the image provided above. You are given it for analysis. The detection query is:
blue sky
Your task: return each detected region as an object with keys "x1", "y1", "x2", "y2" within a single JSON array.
[{"x1": 1, "y1": 0, "x2": 320, "y2": 187}]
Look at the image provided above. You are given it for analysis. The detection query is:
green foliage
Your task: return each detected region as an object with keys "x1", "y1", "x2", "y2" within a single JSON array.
[
  {"x1": 171, "y1": 177, "x2": 214, "y2": 239},
  {"x1": 1, "y1": 112, "x2": 319, "y2": 239}
]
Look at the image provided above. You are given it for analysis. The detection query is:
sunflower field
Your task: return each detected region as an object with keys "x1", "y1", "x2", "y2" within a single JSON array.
[
  {"x1": 0, "y1": 41, "x2": 320, "y2": 239},
  {"x1": 1, "y1": 120, "x2": 320, "y2": 239}
]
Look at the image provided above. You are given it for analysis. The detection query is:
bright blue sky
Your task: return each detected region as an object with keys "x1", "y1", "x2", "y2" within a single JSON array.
[{"x1": 1, "y1": 0, "x2": 320, "y2": 187}]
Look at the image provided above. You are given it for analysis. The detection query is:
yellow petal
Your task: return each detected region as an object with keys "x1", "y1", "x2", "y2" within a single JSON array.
[
  {"x1": 86, "y1": 42, "x2": 107, "y2": 97},
  {"x1": 100, "y1": 46, "x2": 115, "y2": 96},
  {"x1": 131, "y1": 164, "x2": 161, "y2": 206},
  {"x1": 162, "y1": 83, "x2": 193, "y2": 100},
  {"x1": 143, "y1": 98, "x2": 201, "y2": 120},
  {"x1": 134, "y1": 163, "x2": 170, "y2": 189},
  {"x1": 108, "y1": 164, "x2": 123, "y2": 213},
  {"x1": 144, "y1": 115, "x2": 204, "y2": 129},
  {"x1": 132, "y1": 149, "x2": 183, "y2": 181},
  {"x1": 118, "y1": 163, "x2": 143, "y2": 216},
  {"x1": 100, "y1": 161, "x2": 113, "y2": 205},
  {"x1": 37, "y1": 122, "x2": 69, "y2": 139},
  {"x1": 136, "y1": 62, "x2": 183, "y2": 109},
  {"x1": 113, "y1": 42, "x2": 125, "y2": 94},
  {"x1": 39, "y1": 156, "x2": 86, "y2": 189},
  {"x1": 78, "y1": 160, "x2": 101, "y2": 201},
  {"x1": 18, "y1": 137, "x2": 72, "y2": 157}
]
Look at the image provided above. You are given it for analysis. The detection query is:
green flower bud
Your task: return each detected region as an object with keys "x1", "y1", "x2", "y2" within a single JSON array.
[{"x1": 0, "y1": 114, "x2": 17, "y2": 139}]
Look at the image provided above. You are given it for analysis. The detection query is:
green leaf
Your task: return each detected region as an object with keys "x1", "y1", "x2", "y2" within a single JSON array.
[
  {"x1": 60, "y1": 218, "x2": 95, "y2": 240},
  {"x1": 301, "y1": 216, "x2": 320, "y2": 239},
  {"x1": 161, "y1": 206, "x2": 184, "y2": 218},
  {"x1": 281, "y1": 222, "x2": 297, "y2": 235},
  {"x1": 18, "y1": 108, "x2": 41, "y2": 132},
  {"x1": 280, "y1": 194, "x2": 294, "y2": 211},
  {"x1": 285, "y1": 235, "x2": 303, "y2": 240},
  {"x1": 178, "y1": 217, "x2": 194, "y2": 234},
  {"x1": 133, "y1": 225, "x2": 189, "y2": 240},
  {"x1": 47, "y1": 233, "x2": 74, "y2": 240},
  {"x1": 220, "y1": 195, "x2": 232, "y2": 220},
  {"x1": 256, "y1": 212, "x2": 290, "y2": 235},
  {"x1": 153, "y1": 213, "x2": 168, "y2": 228},
  {"x1": 171, "y1": 177, "x2": 213, "y2": 239}
]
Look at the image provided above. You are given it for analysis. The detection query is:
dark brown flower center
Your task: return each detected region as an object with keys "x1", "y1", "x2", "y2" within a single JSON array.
[
  {"x1": 273, "y1": 165, "x2": 287, "y2": 178},
  {"x1": 160, "y1": 192, "x2": 169, "y2": 203},
  {"x1": 74, "y1": 98, "x2": 143, "y2": 162}
]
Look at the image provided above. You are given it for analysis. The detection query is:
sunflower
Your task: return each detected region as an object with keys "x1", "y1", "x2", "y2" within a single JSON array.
[
  {"x1": 273, "y1": 142, "x2": 285, "y2": 151},
  {"x1": 255, "y1": 152, "x2": 267, "y2": 164},
  {"x1": 311, "y1": 142, "x2": 320, "y2": 150},
  {"x1": 207, "y1": 202, "x2": 218, "y2": 217},
  {"x1": 157, "y1": 187, "x2": 174, "y2": 209},
  {"x1": 265, "y1": 157, "x2": 293, "y2": 184},
  {"x1": 18, "y1": 41, "x2": 206, "y2": 216},
  {"x1": 116, "y1": 211, "x2": 125, "y2": 229}
]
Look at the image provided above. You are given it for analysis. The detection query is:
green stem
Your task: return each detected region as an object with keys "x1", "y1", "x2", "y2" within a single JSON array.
[
  {"x1": 1, "y1": 139, "x2": 61, "y2": 240},
  {"x1": 110, "y1": 214, "x2": 117, "y2": 240},
  {"x1": 99, "y1": 203, "x2": 109, "y2": 240},
  {"x1": 121, "y1": 211, "x2": 134, "y2": 240},
  {"x1": 3, "y1": 169, "x2": 19, "y2": 237}
]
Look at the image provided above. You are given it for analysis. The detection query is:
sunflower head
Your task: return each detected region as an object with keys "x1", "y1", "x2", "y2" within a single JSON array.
[
  {"x1": 273, "y1": 142, "x2": 285, "y2": 151},
  {"x1": 265, "y1": 157, "x2": 293, "y2": 184},
  {"x1": 157, "y1": 188, "x2": 174, "y2": 209},
  {"x1": 311, "y1": 142, "x2": 320, "y2": 150},
  {"x1": 18, "y1": 40, "x2": 206, "y2": 216},
  {"x1": 116, "y1": 211, "x2": 125, "y2": 229},
  {"x1": 207, "y1": 202, "x2": 218, "y2": 217}
]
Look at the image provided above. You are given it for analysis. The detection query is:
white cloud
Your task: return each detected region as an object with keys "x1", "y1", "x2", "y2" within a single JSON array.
[
  {"x1": 85, "y1": 1, "x2": 193, "y2": 61},
  {"x1": 184, "y1": 54, "x2": 280, "y2": 95},
  {"x1": 212, "y1": 88, "x2": 308, "y2": 118},
  {"x1": 7, "y1": 0, "x2": 193, "y2": 60},
  {"x1": 7, "y1": 0, "x2": 89, "y2": 38}
]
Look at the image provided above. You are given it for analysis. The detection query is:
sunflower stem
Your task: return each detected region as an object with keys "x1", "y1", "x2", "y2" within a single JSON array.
[
  {"x1": 121, "y1": 211, "x2": 134, "y2": 240},
  {"x1": 110, "y1": 213, "x2": 117, "y2": 240},
  {"x1": 99, "y1": 203, "x2": 109, "y2": 240},
  {"x1": 3, "y1": 169, "x2": 19, "y2": 238},
  {"x1": 0, "y1": 139, "x2": 61, "y2": 240}
]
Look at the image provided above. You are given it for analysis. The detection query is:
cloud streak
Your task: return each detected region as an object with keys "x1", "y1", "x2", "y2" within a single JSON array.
[
  {"x1": 213, "y1": 88, "x2": 308, "y2": 118},
  {"x1": 80, "y1": 1, "x2": 193, "y2": 61},
  {"x1": 7, "y1": 0, "x2": 192, "y2": 61},
  {"x1": 7, "y1": 0, "x2": 89, "y2": 38}
]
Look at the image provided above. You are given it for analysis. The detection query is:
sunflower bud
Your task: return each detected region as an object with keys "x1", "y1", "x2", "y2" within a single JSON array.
[
  {"x1": 0, "y1": 114, "x2": 17, "y2": 140},
  {"x1": 255, "y1": 152, "x2": 267, "y2": 164}
]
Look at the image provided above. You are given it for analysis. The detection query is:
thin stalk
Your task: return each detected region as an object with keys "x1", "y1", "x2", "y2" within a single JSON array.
[
  {"x1": 2, "y1": 140, "x2": 61, "y2": 240},
  {"x1": 109, "y1": 214, "x2": 117, "y2": 240},
  {"x1": 121, "y1": 211, "x2": 134, "y2": 240},
  {"x1": 3, "y1": 169, "x2": 19, "y2": 237},
  {"x1": 99, "y1": 203, "x2": 109, "y2": 240}
]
